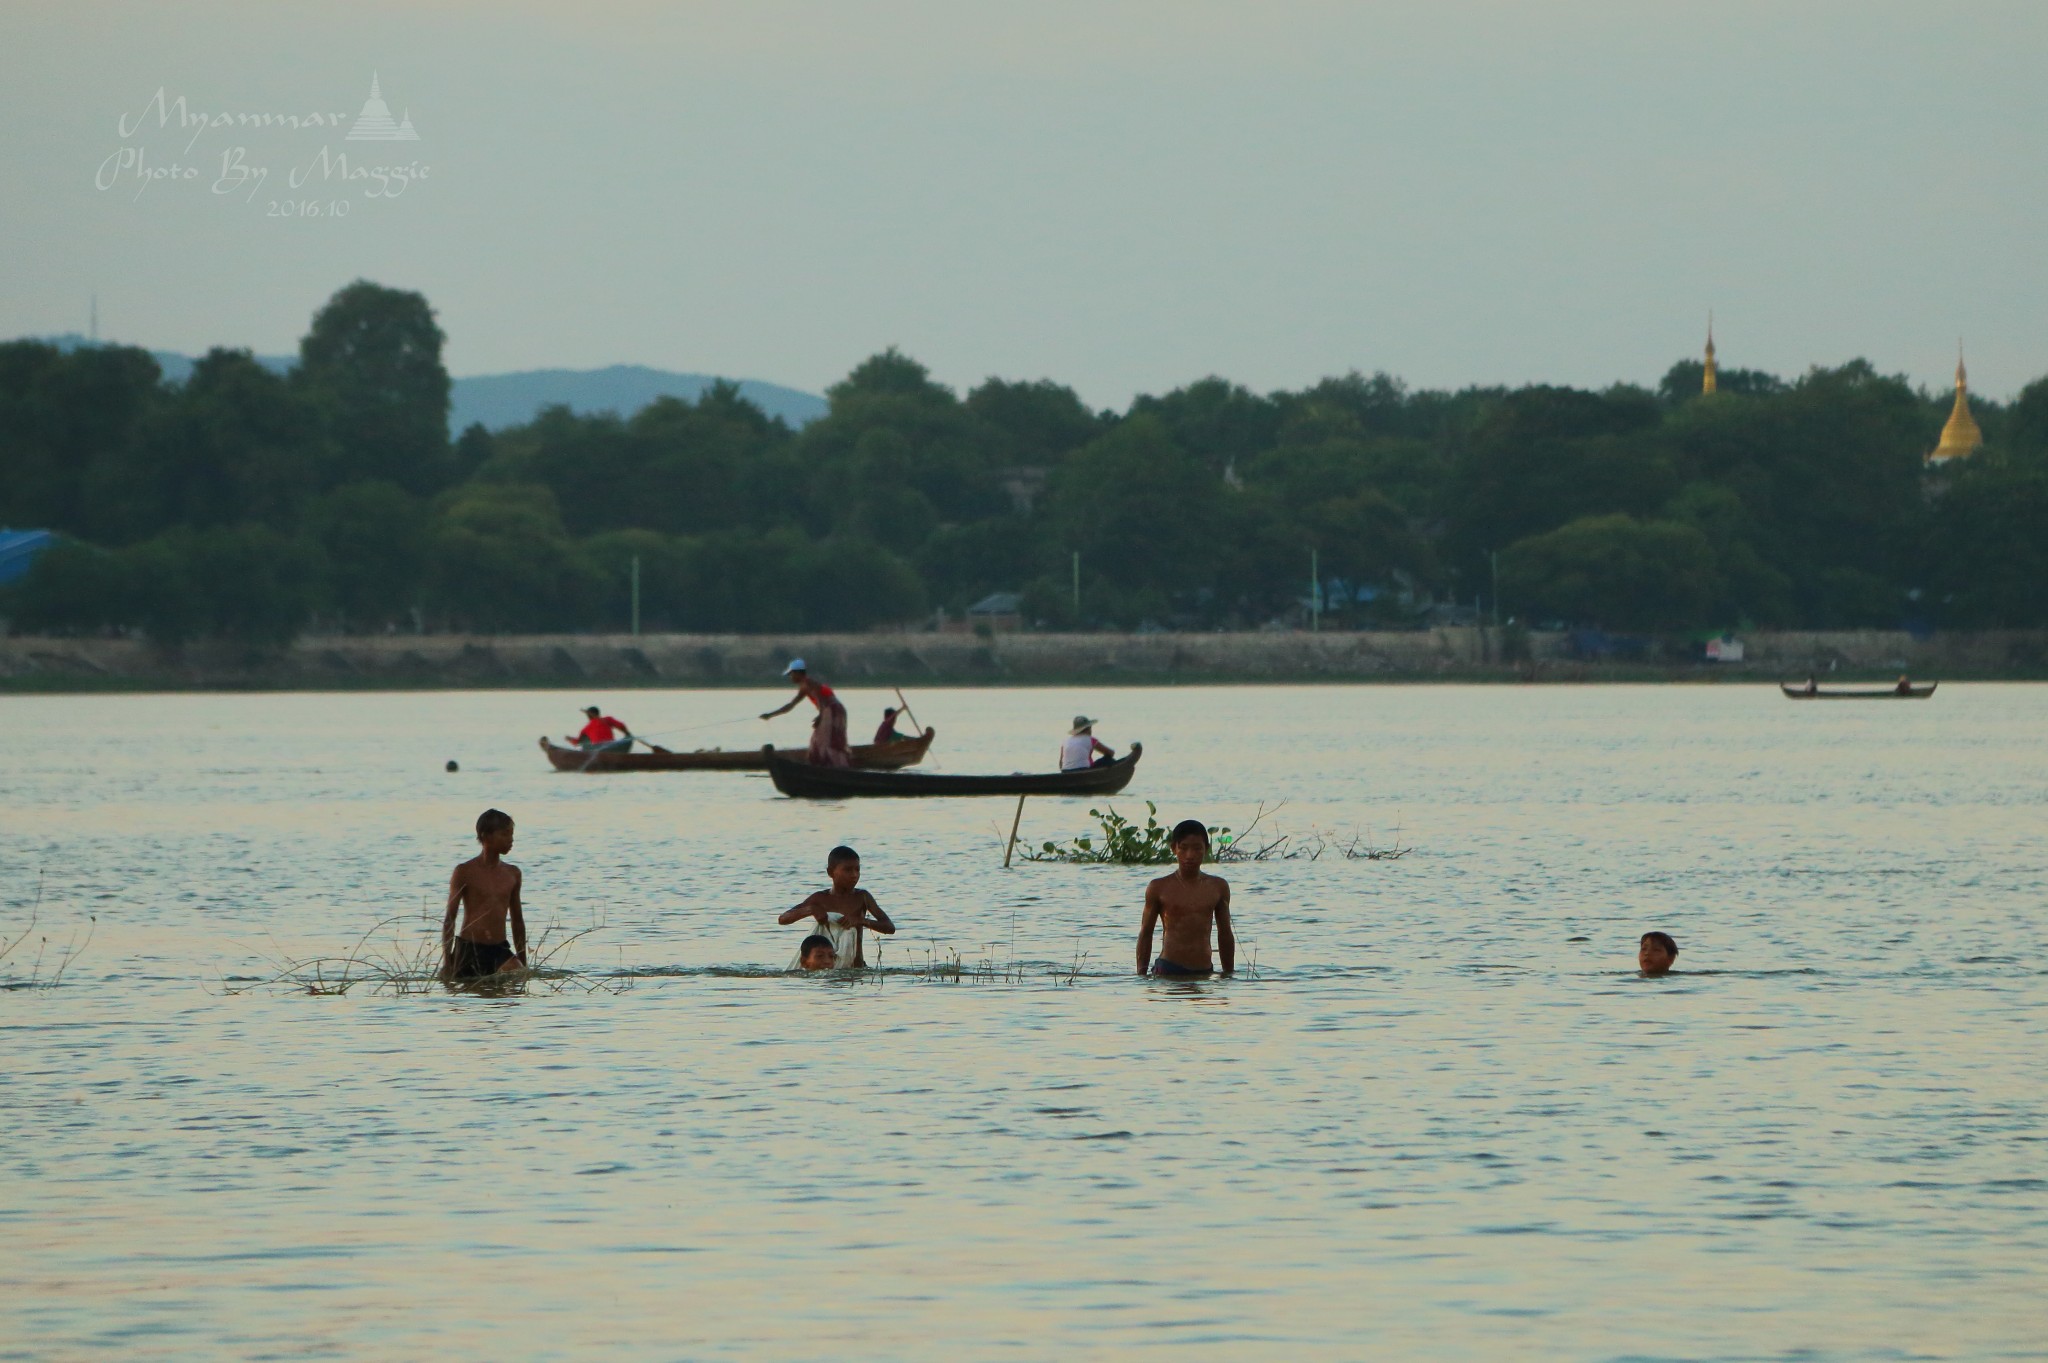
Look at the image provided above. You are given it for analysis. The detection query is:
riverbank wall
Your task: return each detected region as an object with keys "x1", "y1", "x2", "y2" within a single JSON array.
[{"x1": 3, "y1": 628, "x2": 2045, "y2": 691}]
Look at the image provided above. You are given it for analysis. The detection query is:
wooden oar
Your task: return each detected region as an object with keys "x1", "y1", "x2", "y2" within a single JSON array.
[{"x1": 893, "y1": 687, "x2": 926, "y2": 738}]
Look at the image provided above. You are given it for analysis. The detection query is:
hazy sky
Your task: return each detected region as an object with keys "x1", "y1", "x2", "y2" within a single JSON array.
[{"x1": 3, "y1": 1, "x2": 2043, "y2": 407}]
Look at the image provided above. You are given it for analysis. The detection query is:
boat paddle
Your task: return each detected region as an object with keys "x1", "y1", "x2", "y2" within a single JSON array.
[{"x1": 893, "y1": 687, "x2": 927, "y2": 738}]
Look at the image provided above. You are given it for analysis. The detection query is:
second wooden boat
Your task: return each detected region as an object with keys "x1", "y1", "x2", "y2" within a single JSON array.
[
  {"x1": 540, "y1": 728, "x2": 935, "y2": 773},
  {"x1": 1779, "y1": 683, "x2": 1937, "y2": 700},
  {"x1": 765, "y1": 743, "x2": 1142, "y2": 798}
]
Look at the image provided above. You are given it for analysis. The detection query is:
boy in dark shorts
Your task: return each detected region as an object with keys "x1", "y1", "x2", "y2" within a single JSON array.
[
  {"x1": 441, "y1": 809, "x2": 528, "y2": 979},
  {"x1": 777, "y1": 845, "x2": 895, "y2": 967},
  {"x1": 1639, "y1": 931, "x2": 1679, "y2": 976},
  {"x1": 1137, "y1": 819, "x2": 1233, "y2": 977}
]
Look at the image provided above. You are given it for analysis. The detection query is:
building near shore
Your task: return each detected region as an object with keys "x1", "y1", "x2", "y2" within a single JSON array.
[{"x1": 1702, "y1": 316, "x2": 1718, "y2": 395}]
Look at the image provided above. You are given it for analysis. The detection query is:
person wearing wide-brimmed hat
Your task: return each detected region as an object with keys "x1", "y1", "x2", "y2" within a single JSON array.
[
  {"x1": 1059, "y1": 715, "x2": 1116, "y2": 771},
  {"x1": 760, "y1": 658, "x2": 852, "y2": 767}
]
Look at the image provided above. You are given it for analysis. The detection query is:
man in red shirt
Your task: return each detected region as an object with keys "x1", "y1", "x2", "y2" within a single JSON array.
[{"x1": 568, "y1": 705, "x2": 633, "y2": 751}]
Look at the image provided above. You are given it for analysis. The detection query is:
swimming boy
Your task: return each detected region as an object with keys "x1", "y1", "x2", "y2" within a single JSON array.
[
  {"x1": 796, "y1": 934, "x2": 838, "y2": 971},
  {"x1": 441, "y1": 809, "x2": 527, "y2": 979},
  {"x1": 1639, "y1": 931, "x2": 1679, "y2": 976},
  {"x1": 1137, "y1": 819, "x2": 1234, "y2": 977},
  {"x1": 777, "y1": 845, "x2": 896, "y2": 967}
]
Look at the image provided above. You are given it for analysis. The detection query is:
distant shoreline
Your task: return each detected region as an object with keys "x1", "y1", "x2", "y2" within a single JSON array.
[{"x1": 4, "y1": 629, "x2": 2044, "y2": 693}]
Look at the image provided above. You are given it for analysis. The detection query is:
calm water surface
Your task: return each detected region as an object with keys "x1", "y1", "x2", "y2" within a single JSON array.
[{"x1": 2, "y1": 685, "x2": 2043, "y2": 1360}]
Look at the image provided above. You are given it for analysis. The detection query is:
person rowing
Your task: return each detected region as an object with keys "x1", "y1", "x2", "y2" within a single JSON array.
[
  {"x1": 874, "y1": 706, "x2": 914, "y2": 745},
  {"x1": 569, "y1": 705, "x2": 633, "y2": 753},
  {"x1": 760, "y1": 658, "x2": 852, "y2": 767}
]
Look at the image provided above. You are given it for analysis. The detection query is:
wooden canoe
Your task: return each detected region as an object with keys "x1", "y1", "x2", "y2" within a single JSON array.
[
  {"x1": 540, "y1": 728, "x2": 935, "y2": 773},
  {"x1": 765, "y1": 742, "x2": 1142, "y2": 798},
  {"x1": 1779, "y1": 683, "x2": 1938, "y2": 700}
]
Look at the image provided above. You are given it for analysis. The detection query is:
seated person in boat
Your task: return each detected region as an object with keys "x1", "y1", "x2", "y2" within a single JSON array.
[
  {"x1": 1137, "y1": 820, "x2": 1233, "y2": 978},
  {"x1": 874, "y1": 706, "x2": 914, "y2": 745},
  {"x1": 777, "y1": 844, "x2": 896, "y2": 967},
  {"x1": 761, "y1": 660, "x2": 852, "y2": 767},
  {"x1": 1894, "y1": 674, "x2": 1914, "y2": 695},
  {"x1": 1801, "y1": 675, "x2": 1818, "y2": 695},
  {"x1": 1060, "y1": 716, "x2": 1117, "y2": 771},
  {"x1": 1638, "y1": 931, "x2": 1678, "y2": 976},
  {"x1": 569, "y1": 705, "x2": 632, "y2": 751},
  {"x1": 796, "y1": 934, "x2": 838, "y2": 971},
  {"x1": 441, "y1": 808, "x2": 527, "y2": 979}
]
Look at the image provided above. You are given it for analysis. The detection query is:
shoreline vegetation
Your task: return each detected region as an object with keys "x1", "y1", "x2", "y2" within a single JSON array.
[
  {"x1": 9, "y1": 283, "x2": 2048, "y2": 664},
  {"x1": 3, "y1": 627, "x2": 2045, "y2": 693}
]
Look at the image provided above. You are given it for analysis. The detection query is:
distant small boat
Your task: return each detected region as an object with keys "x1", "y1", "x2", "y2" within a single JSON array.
[
  {"x1": 1779, "y1": 682, "x2": 1938, "y2": 700},
  {"x1": 540, "y1": 728, "x2": 935, "y2": 773},
  {"x1": 765, "y1": 743, "x2": 1142, "y2": 798}
]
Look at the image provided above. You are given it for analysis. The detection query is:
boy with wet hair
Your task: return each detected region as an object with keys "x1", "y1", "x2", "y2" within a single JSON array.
[
  {"x1": 1639, "y1": 931, "x2": 1679, "y2": 976},
  {"x1": 1137, "y1": 818, "x2": 1234, "y2": 978},
  {"x1": 778, "y1": 845, "x2": 896, "y2": 967},
  {"x1": 441, "y1": 808, "x2": 527, "y2": 979},
  {"x1": 797, "y1": 934, "x2": 838, "y2": 971}
]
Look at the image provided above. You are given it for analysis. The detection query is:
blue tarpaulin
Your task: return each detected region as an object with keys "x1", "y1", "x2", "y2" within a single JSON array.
[{"x1": 0, "y1": 529, "x2": 57, "y2": 586}]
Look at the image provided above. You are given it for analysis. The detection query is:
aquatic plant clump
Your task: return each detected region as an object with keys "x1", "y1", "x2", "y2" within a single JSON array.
[{"x1": 1024, "y1": 801, "x2": 1406, "y2": 864}]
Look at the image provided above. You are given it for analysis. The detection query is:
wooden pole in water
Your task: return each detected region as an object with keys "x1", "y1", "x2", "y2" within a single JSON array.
[{"x1": 1004, "y1": 793, "x2": 1027, "y2": 868}]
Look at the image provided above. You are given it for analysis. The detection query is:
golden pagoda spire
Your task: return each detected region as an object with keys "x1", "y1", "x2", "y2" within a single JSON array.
[
  {"x1": 1928, "y1": 342, "x2": 1983, "y2": 463},
  {"x1": 1701, "y1": 312, "x2": 1718, "y2": 395}
]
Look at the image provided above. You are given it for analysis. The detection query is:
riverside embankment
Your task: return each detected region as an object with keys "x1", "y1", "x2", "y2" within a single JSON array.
[{"x1": 3, "y1": 628, "x2": 2045, "y2": 691}]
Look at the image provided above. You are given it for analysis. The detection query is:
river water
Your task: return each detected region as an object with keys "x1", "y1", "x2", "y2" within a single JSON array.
[{"x1": 1, "y1": 685, "x2": 2042, "y2": 1360}]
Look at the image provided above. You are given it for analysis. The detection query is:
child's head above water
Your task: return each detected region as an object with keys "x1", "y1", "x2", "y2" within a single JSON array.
[
  {"x1": 827, "y1": 844, "x2": 861, "y2": 891},
  {"x1": 1639, "y1": 931, "x2": 1679, "y2": 976},
  {"x1": 799, "y1": 934, "x2": 837, "y2": 971},
  {"x1": 475, "y1": 808, "x2": 514, "y2": 852}
]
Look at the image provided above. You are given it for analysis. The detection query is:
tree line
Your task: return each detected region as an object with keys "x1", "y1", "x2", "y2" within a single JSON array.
[{"x1": 4, "y1": 279, "x2": 2047, "y2": 647}]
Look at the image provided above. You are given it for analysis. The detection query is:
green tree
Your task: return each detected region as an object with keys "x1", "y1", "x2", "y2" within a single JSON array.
[
  {"x1": 297, "y1": 280, "x2": 453, "y2": 494},
  {"x1": 0, "y1": 343, "x2": 164, "y2": 537},
  {"x1": 1924, "y1": 464, "x2": 2048, "y2": 626},
  {"x1": 308, "y1": 481, "x2": 430, "y2": 629},
  {"x1": 1500, "y1": 514, "x2": 1719, "y2": 631},
  {"x1": 1041, "y1": 415, "x2": 1226, "y2": 624}
]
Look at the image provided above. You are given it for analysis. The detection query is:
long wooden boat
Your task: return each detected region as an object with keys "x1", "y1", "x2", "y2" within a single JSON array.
[
  {"x1": 1779, "y1": 682, "x2": 1938, "y2": 700},
  {"x1": 766, "y1": 742, "x2": 1142, "y2": 798},
  {"x1": 540, "y1": 728, "x2": 935, "y2": 773}
]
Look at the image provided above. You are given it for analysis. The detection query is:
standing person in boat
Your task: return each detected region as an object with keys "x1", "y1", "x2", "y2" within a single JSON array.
[
  {"x1": 760, "y1": 659, "x2": 852, "y2": 767},
  {"x1": 568, "y1": 705, "x2": 633, "y2": 752},
  {"x1": 1060, "y1": 716, "x2": 1117, "y2": 771}
]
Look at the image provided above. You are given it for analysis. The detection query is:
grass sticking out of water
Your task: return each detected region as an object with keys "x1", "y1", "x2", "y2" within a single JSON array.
[{"x1": 224, "y1": 912, "x2": 627, "y2": 998}]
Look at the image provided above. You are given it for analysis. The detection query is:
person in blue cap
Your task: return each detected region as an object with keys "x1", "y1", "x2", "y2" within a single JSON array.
[{"x1": 760, "y1": 658, "x2": 852, "y2": 767}]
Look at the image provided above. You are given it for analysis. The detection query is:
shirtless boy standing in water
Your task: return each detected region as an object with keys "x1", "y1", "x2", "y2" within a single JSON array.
[
  {"x1": 1137, "y1": 819, "x2": 1234, "y2": 977},
  {"x1": 441, "y1": 808, "x2": 527, "y2": 979},
  {"x1": 778, "y1": 845, "x2": 896, "y2": 967}
]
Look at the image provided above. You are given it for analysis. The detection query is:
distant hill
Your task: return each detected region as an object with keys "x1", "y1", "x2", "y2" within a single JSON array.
[
  {"x1": 29, "y1": 336, "x2": 827, "y2": 432},
  {"x1": 449, "y1": 365, "x2": 826, "y2": 432}
]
